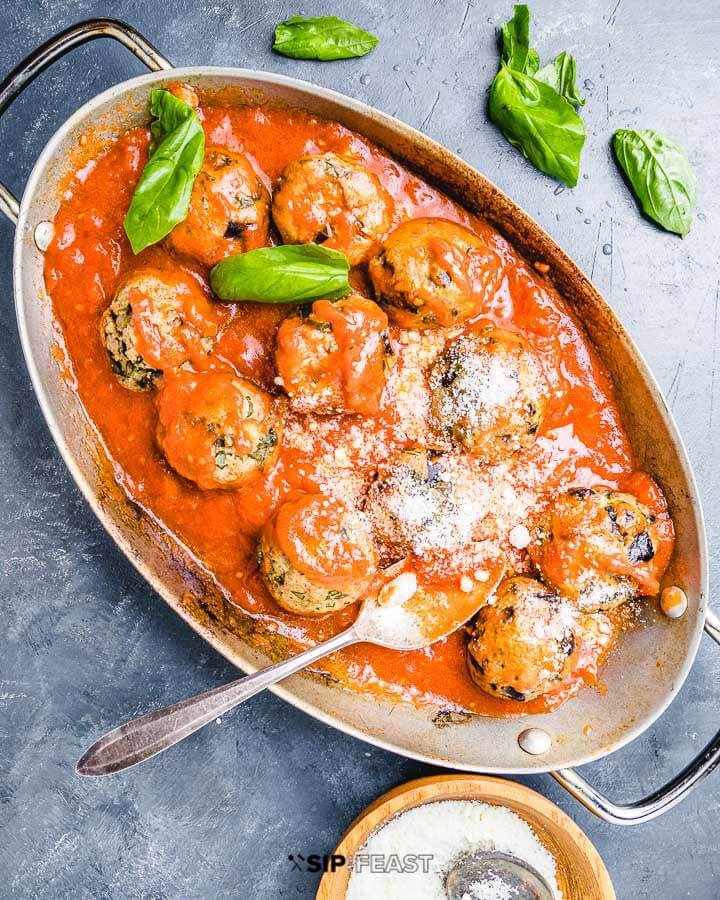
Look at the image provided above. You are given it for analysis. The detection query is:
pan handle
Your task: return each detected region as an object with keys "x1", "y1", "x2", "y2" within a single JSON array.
[
  {"x1": 551, "y1": 607, "x2": 720, "y2": 825},
  {"x1": 0, "y1": 18, "x2": 173, "y2": 225}
]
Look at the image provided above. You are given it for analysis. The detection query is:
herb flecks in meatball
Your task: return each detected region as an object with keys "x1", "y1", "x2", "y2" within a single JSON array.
[
  {"x1": 101, "y1": 269, "x2": 219, "y2": 392},
  {"x1": 102, "y1": 295, "x2": 161, "y2": 391},
  {"x1": 155, "y1": 372, "x2": 280, "y2": 490},
  {"x1": 272, "y1": 152, "x2": 393, "y2": 265},
  {"x1": 167, "y1": 148, "x2": 270, "y2": 267},
  {"x1": 430, "y1": 328, "x2": 548, "y2": 462},
  {"x1": 467, "y1": 576, "x2": 578, "y2": 701},
  {"x1": 368, "y1": 218, "x2": 504, "y2": 329},
  {"x1": 275, "y1": 294, "x2": 393, "y2": 415},
  {"x1": 258, "y1": 494, "x2": 377, "y2": 615},
  {"x1": 529, "y1": 486, "x2": 662, "y2": 612}
]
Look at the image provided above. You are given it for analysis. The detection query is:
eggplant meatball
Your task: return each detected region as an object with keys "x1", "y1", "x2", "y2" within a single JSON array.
[
  {"x1": 101, "y1": 268, "x2": 219, "y2": 391},
  {"x1": 529, "y1": 487, "x2": 661, "y2": 612},
  {"x1": 275, "y1": 294, "x2": 393, "y2": 415},
  {"x1": 155, "y1": 372, "x2": 280, "y2": 490},
  {"x1": 368, "y1": 218, "x2": 504, "y2": 329},
  {"x1": 272, "y1": 153, "x2": 393, "y2": 265},
  {"x1": 258, "y1": 494, "x2": 377, "y2": 615},
  {"x1": 466, "y1": 576, "x2": 578, "y2": 701},
  {"x1": 364, "y1": 449, "x2": 486, "y2": 559},
  {"x1": 166, "y1": 148, "x2": 270, "y2": 267},
  {"x1": 430, "y1": 329, "x2": 548, "y2": 462}
]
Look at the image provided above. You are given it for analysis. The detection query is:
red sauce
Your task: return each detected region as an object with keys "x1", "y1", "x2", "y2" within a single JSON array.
[{"x1": 44, "y1": 103, "x2": 674, "y2": 717}]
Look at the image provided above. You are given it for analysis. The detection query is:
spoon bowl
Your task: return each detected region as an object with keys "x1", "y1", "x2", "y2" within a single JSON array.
[{"x1": 445, "y1": 849, "x2": 555, "y2": 900}]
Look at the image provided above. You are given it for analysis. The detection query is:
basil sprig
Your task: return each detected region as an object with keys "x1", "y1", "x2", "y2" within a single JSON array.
[
  {"x1": 489, "y1": 5, "x2": 586, "y2": 187},
  {"x1": 613, "y1": 129, "x2": 696, "y2": 237},
  {"x1": 273, "y1": 16, "x2": 378, "y2": 61},
  {"x1": 123, "y1": 90, "x2": 205, "y2": 254},
  {"x1": 210, "y1": 245, "x2": 351, "y2": 303}
]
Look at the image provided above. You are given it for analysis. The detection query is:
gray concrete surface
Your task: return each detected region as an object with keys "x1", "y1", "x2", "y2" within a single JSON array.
[{"x1": 1, "y1": 1, "x2": 719, "y2": 897}]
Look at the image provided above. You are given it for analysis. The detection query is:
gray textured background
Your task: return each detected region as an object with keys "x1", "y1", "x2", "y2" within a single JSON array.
[{"x1": 1, "y1": 1, "x2": 719, "y2": 897}]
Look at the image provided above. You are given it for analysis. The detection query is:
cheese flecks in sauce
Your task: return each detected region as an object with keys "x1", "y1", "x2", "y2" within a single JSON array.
[{"x1": 43, "y1": 101, "x2": 674, "y2": 718}]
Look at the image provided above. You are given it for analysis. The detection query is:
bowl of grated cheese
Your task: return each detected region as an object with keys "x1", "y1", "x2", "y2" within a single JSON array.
[{"x1": 317, "y1": 776, "x2": 614, "y2": 900}]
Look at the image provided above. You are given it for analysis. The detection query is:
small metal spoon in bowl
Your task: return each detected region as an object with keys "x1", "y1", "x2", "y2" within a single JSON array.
[
  {"x1": 77, "y1": 563, "x2": 503, "y2": 776},
  {"x1": 445, "y1": 849, "x2": 554, "y2": 900}
]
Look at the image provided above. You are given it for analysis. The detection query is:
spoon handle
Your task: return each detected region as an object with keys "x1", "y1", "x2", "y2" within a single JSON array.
[{"x1": 76, "y1": 625, "x2": 360, "y2": 776}]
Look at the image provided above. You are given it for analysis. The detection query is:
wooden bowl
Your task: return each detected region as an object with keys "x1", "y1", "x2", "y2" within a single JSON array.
[{"x1": 317, "y1": 775, "x2": 615, "y2": 900}]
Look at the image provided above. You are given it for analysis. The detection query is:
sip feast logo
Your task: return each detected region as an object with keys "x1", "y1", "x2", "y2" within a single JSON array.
[
  {"x1": 288, "y1": 853, "x2": 346, "y2": 873},
  {"x1": 288, "y1": 852, "x2": 434, "y2": 874}
]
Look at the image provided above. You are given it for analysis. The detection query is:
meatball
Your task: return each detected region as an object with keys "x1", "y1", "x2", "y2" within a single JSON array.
[
  {"x1": 364, "y1": 449, "x2": 487, "y2": 560},
  {"x1": 275, "y1": 294, "x2": 393, "y2": 415},
  {"x1": 164, "y1": 81, "x2": 199, "y2": 108},
  {"x1": 166, "y1": 148, "x2": 270, "y2": 267},
  {"x1": 155, "y1": 372, "x2": 280, "y2": 490},
  {"x1": 272, "y1": 153, "x2": 393, "y2": 265},
  {"x1": 258, "y1": 494, "x2": 377, "y2": 615},
  {"x1": 529, "y1": 487, "x2": 662, "y2": 612},
  {"x1": 368, "y1": 218, "x2": 504, "y2": 329},
  {"x1": 101, "y1": 269, "x2": 219, "y2": 391},
  {"x1": 429, "y1": 328, "x2": 548, "y2": 462},
  {"x1": 466, "y1": 576, "x2": 578, "y2": 701}
]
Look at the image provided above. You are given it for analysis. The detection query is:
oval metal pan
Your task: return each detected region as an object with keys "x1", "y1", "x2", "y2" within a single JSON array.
[{"x1": 12, "y1": 65, "x2": 708, "y2": 774}]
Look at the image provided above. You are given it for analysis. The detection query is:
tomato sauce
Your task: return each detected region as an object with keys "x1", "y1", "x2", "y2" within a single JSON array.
[{"x1": 44, "y1": 102, "x2": 673, "y2": 717}]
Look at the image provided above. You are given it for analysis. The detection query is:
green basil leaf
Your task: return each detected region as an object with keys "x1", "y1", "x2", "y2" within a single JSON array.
[
  {"x1": 535, "y1": 51, "x2": 584, "y2": 106},
  {"x1": 499, "y1": 4, "x2": 537, "y2": 74},
  {"x1": 613, "y1": 129, "x2": 696, "y2": 237},
  {"x1": 489, "y1": 62, "x2": 585, "y2": 187},
  {"x1": 148, "y1": 88, "x2": 196, "y2": 149},
  {"x1": 273, "y1": 16, "x2": 378, "y2": 61},
  {"x1": 210, "y1": 245, "x2": 351, "y2": 303},
  {"x1": 525, "y1": 49, "x2": 540, "y2": 76},
  {"x1": 123, "y1": 90, "x2": 205, "y2": 254}
]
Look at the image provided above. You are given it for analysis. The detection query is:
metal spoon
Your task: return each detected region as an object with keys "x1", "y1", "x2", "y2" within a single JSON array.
[
  {"x1": 77, "y1": 565, "x2": 503, "y2": 776},
  {"x1": 445, "y1": 849, "x2": 554, "y2": 900}
]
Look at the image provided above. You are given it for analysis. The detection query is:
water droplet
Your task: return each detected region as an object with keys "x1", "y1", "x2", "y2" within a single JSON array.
[
  {"x1": 360, "y1": 74, "x2": 371, "y2": 85},
  {"x1": 583, "y1": 174, "x2": 590, "y2": 180},
  {"x1": 553, "y1": 184, "x2": 565, "y2": 196},
  {"x1": 602, "y1": 243, "x2": 612, "y2": 256},
  {"x1": 583, "y1": 78, "x2": 595, "y2": 90},
  {"x1": 584, "y1": 218, "x2": 592, "y2": 224},
  {"x1": 393, "y1": 64, "x2": 400, "y2": 72},
  {"x1": 576, "y1": 206, "x2": 583, "y2": 213}
]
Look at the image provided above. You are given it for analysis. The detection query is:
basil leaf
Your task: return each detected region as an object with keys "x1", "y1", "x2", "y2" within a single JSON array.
[
  {"x1": 123, "y1": 90, "x2": 205, "y2": 255},
  {"x1": 273, "y1": 16, "x2": 378, "y2": 61},
  {"x1": 613, "y1": 129, "x2": 696, "y2": 237},
  {"x1": 149, "y1": 88, "x2": 196, "y2": 148},
  {"x1": 500, "y1": 4, "x2": 538, "y2": 75},
  {"x1": 489, "y1": 62, "x2": 585, "y2": 187},
  {"x1": 210, "y1": 245, "x2": 351, "y2": 303},
  {"x1": 535, "y1": 51, "x2": 584, "y2": 106}
]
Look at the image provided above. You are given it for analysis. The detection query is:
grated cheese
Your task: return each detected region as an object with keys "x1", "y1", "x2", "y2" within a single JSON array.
[
  {"x1": 346, "y1": 799, "x2": 562, "y2": 900},
  {"x1": 280, "y1": 323, "x2": 580, "y2": 602}
]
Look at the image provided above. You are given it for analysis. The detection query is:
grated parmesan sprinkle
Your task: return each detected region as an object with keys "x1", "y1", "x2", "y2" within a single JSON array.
[
  {"x1": 346, "y1": 799, "x2": 562, "y2": 900},
  {"x1": 280, "y1": 323, "x2": 576, "y2": 595}
]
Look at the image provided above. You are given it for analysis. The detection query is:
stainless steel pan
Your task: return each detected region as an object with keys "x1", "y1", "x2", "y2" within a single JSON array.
[{"x1": 2, "y1": 19, "x2": 718, "y2": 824}]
